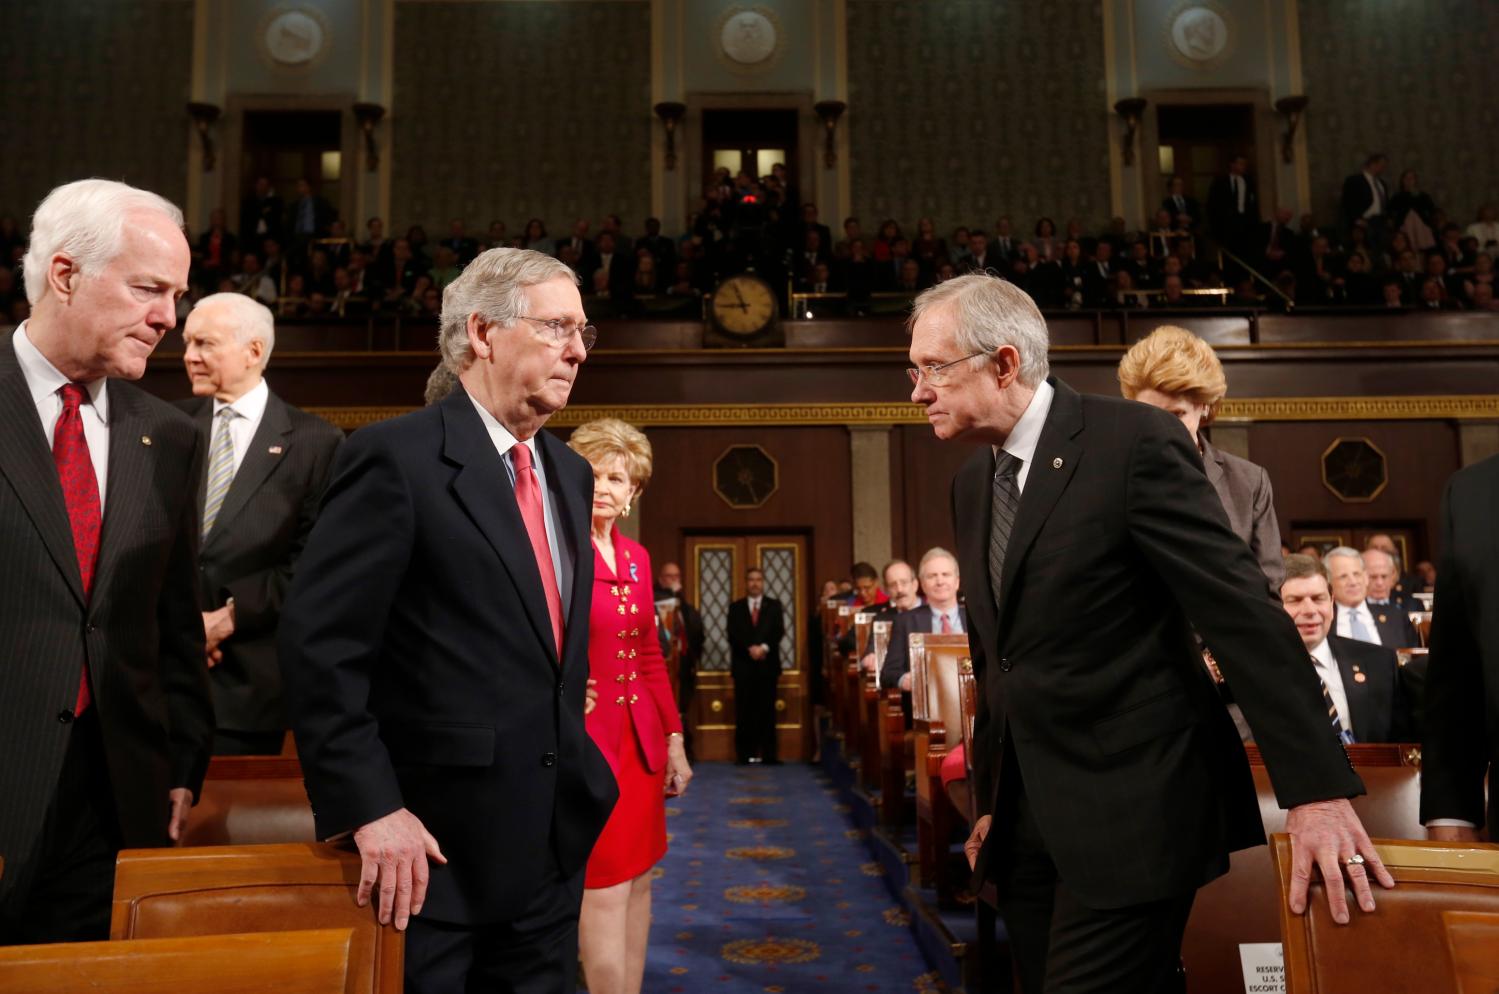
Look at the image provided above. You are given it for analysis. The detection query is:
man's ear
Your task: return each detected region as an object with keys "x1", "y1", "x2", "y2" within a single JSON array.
[
  {"x1": 465, "y1": 313, "x2": 490, "y2": 361},
  {"x1": 992, "y1": 345, "x2": 1022, "y2": 388},
  {"x1": 47, "y1": 253, "x2": 79, "y2": 303}
]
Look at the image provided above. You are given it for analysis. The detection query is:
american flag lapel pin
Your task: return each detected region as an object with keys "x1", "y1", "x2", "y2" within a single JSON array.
[
  {"x1": 140, "y1": 435, "x2": 152, "y2": 446},
  {"x1": 268, "y1": 445, "x2": 284, "y2": 455}
]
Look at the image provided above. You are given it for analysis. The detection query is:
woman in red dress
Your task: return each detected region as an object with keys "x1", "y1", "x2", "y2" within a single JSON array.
[{"x1": 569, "y1": 418, "x2": 692, "y2": 994}]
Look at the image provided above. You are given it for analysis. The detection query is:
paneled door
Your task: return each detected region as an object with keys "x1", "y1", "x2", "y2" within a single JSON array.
[{"x1": 684, "y1": 535, "x2": 808, "y2": 761}]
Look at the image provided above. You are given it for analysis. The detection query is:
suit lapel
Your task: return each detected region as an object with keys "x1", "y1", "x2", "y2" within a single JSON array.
[
  {"x1": 204, "y1": 392, "x2": 293, "y2": 549},
  {"x1": 0, "y1": 337, "x2": 86, "y2": 606},
  {"x1": 998, "y1": 380, "x2": 1084, "y2": 626},
  {"x1": 441, "y1": 391, "x2": 559, "y2": 666},
  {"x1": 1330, "y1": 639, "x2": 1370, "y2": 742},
  {"x1": 955, "y1": 449, "x2": 998, "y2": 645},
  {"x1": 93, "y1": 384, "x2": 153, "y2": 612},
  {"x1": 537, "y1": 429, "x2": 592, "y2": 651}
]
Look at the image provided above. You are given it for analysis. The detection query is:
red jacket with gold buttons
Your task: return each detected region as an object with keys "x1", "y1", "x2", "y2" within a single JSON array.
[{"x1": 584, "y1": 527, "x2": 682, "y2": 774}]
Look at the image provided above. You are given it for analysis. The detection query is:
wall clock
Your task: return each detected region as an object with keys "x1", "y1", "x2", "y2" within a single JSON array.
[
  {"x1": 261, "y1": 8, "x2": 329, "y2": 68},
  {"x1": 708, "y1": 272, "x2": 779, "y2": 343},
  {"x1": 713, "y1": 445, "x2": 778, "y2": 510}
]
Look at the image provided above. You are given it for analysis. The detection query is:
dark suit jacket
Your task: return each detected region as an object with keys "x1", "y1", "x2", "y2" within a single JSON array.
[
  {"x1": 278, "y1": 388, "x2": 617, "y2": 925},
  {"x1": 1324, "y1": 634, "x2": 1413, "y2": 744},
  {"x1": 1341, "y1": 172, "x2": 1388, "y2": 233},
  {"x1": 1336, "y1": 602, "x2": 1420, "y2": 650},
  {"x1": 726, "y1": 596, "x2": 784, "y2": 676},
  {"x1": 1421, "y1": 455, "x2": 1499, "y2": 829},
  {"x1": 954, "y1": 379, "x2": 1363, "y2": 909},
  {"x1": 1207, "y1": 174, "x2": 1259, "y2": 240},
  {"x1": 1161, "y1": 194, "x2": 1203, "y2": 226},
  {"x1": 878, "y1": 604, "x2": 963, "y2": 692},
  {"x1": 1200, "y1": 438, "x2": 1283, "y2": 592},
  {"x1": 0, "y1": 336, "x2": 214, "y2": 905},
  {"x1": 175, "y1": 390, "x2": 343, "y2": 735}
]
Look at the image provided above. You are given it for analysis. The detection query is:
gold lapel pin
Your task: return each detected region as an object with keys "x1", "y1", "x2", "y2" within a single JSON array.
[
  {"x1": 1052, "y1": 457, "x2": 1063, "y2": 469},
  {"x1": 140, "y1": 435, "x2": 152, "y2": 446},
  {"x1": 268, "y1": 445, "x2": 284, "y2": 455}
]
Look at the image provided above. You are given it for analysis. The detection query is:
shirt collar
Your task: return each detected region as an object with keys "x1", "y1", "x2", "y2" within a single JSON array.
[
  {"x1": 467, "y1": 390, "x2": 538, "y2": 465},
  {"x1": 993, "y1": 378, "x2": 1055, "y2": 466},
  {"x1": 13, "y1": 323, "x2": 109, "y2": 424},
  {"x1": 1310, "y1": 638, "x2": 1335, "y2": 668},
  {"x1": 213, "y1": 376, "x2": 269, "y2": 421}
]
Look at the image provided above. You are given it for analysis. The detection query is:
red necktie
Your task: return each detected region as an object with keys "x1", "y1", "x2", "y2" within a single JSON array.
[
  {"x1": 940, "y1": 612, "x2": 953, "y2": 634},
  {"x1": 510, "y1": 444, "x2": 564, "y2": 656},
  {"x1": 54, "y1": 383, "x2": 100, "y2": 713},
  {"x1": 751, "y1": 603, "x2": 760, "y2": 627}
]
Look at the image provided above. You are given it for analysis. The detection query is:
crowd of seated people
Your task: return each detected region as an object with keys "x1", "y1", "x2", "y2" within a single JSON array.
[{"x1": 6, "y1": 154, "x2": 1495, "y2": 332}]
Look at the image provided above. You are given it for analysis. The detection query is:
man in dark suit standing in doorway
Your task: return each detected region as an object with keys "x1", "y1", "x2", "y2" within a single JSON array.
[
  {"x1": 1207, "y1": 154, "x2": 1259, "y2": 262},
  {"x1": 0, "y1": 179, "x2": 214, "y2": 944},
  {"x1": 280, "y1": 248, "x2": 617, "y2": 992},
  {"x1": 907, "y1": 273, "x2": 1391, "y2": 994},
  {"x1": 1421, "y1": 454, "x2": 1499, "y2": 842},
  {"x1": 727, "y1": 567, "x2": 785, "y2": 765},
  {"x1": 177, "y1": 293, "x2": 344, "y2": 755}
]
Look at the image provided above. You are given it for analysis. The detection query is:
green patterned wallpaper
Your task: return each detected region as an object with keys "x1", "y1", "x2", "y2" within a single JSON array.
[
  {"x1": 391, "y1": 1, "x2": 652, "y2": 236},
  {"x1": 0, "y1": 1, "x2": 193, "y2": 220},
  {"x1": 1300, "y1": 1, "x2": 1499, "y2": 229},
  {"x1": 846, "y1": 0, "x2": 1111, "y2": 236}
]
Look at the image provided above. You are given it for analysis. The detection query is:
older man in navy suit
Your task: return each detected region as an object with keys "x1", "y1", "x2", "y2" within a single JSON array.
[{"x1": 281, "y1": 248, "x2": 617, "y2": 993}]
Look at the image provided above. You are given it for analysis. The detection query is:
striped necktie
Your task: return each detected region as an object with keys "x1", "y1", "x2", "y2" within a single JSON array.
[
  {"x1": 1314, "y1": 656, "x2": 1357, "y2": 745},
  {"x1": 988, "y1": 451, "x2": 1021, "y2": 609},
  {"x1": 201, "y1": 406, "x2": 240, "y2": 536}
]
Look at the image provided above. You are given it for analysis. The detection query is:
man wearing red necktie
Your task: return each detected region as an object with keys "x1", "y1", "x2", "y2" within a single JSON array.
[
  {"x1": 0, "y1": 180, "x2": 214, "y2": 944},
  {"x1": 726, "y1": 567, "x2": 786, "y2": 765},
  {"x1": 280, "y1": 248, "x2": 617, "y2": 993}
]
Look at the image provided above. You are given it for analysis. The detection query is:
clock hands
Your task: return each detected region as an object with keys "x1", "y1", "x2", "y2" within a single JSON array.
[{"x1": 728, "y1": 284, "x2": 750, "y2": 311}]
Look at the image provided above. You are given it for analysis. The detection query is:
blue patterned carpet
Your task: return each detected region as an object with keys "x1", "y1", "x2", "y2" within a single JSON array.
[{"x1": 642, "y1": 762, "x2": 945, "y2": 994}]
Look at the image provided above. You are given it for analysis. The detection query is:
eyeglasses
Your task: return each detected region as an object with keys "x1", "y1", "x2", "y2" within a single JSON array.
[
  {"x1": 516, "y1": 315, "x2": 598, "y2": 351},
  {"x1": 906, "y1": 352, "x2": 986, "y2": 387}
]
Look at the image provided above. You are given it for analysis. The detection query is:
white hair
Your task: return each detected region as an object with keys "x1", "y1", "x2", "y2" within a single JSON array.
[
  {"x1": 1323, "y1": 546, "x2": 1364, "y2": 571},
  {"x1": 193, "y1": 292, "x2": 276, "y2": 367},
  {"x1": 909, "y1": 273, "x2": 1051, "y2": 387},
  {"x1": 1361, "y1": 547, "x2": 1396, "y2": 571},
  {"x1": 23, "y1": 178, "x2": 184, "y2": 304},
  {"x1": 438, "y1": 248, "x2": 578, "y2": 373},
  {"x1": 918, "y1": 546, "x2": 960, "y2": 575}
]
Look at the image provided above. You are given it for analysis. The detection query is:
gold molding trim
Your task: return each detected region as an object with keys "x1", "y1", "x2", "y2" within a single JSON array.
[{"x1": 307, "y1": 396, "x2": 1499, "y2": 432}]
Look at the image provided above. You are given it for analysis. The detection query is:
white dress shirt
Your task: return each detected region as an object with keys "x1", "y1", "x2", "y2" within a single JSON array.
[
  {"x1": 212, "y1": 377, "x2": 269, "y2": 476},
  {"x1": 1309, "y1": 638, "x2": 1353, "y2": 735},
  {"x1": 467, "y1": 394, "x2": 570, "y2": 620},
  {"x1": 1363, "y1": 171, "x2": 1384, "y2": 218},
  {"x1": 14, "y1": 323, "x2": 110, "y2": 509},
  {"x1": 993, "y1": 378, "x2": 1056, "y2": 494},
  {"x1": 1336, "y1": 601, "x2": 1382, "y2": 645}
]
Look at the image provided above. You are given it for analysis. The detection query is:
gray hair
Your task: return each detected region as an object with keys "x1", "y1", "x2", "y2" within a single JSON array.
[
  {"x1": 23, "y1": 178, "x2": 184, "y2": 304},
  {"x1": 193, "y1": 292, "x2": 276, "y2": 367},
  {"x1": 909, "y1": 273, "x2": 1051, "y2": 387},
  {"x1": 1322, "y1": 546, "x2": 1364, "y2": 571},
  {"x1": 1361, "y1": 547, "x2": 1396, "y2": 571},
  {"x1": 438, "y1": 248, "x2": 578, "y2": 373},
  {"x1": 918, "y1": 546, "x2": 960, "y2": 575}
]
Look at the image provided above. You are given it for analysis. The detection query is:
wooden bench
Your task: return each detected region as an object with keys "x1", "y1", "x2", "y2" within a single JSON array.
[
  {"x1": 873, "y1": 620, "x2": 911, "y2": 827},
  {"x1": 854, "y1": 612, "x2": 884, "y2": 791},
  {"x1": 1444, "y1": 910, "x2": 1499, "y2": 993},
  {"x1": 112, "y1": 843, "x2": 402, "y2": 994},
  {"x1": 1273, "y1": 835, "x2": 1499, "y2": 994},
  {"x1": 0, "y1": 928, "x2": 358, "y2": 994},
  {"x1": 910, "y1": 632, "x2": 970, "y2": 906}
]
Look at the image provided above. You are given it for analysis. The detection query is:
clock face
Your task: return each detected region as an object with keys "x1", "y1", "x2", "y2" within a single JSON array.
[
  {"x1": 713, "y1": 445, "x2": 778, "y2": 509},
  {"x1": 711, "y1": 274, "x2": 777, "y2": 337}
]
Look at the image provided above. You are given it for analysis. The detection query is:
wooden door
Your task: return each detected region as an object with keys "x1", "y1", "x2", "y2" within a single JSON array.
[{"x1": 684, "y1": 534, "x2": 808, "y2": 761}]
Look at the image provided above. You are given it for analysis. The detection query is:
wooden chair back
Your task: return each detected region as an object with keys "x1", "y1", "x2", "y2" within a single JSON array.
[
  {"x1": 0, "y1": 928, "x2": 357, "y2": 994},
  {"x1": 1443, "y1": 910, "x2": 1499, "y2": 993},
  {"x1": 956, "y1": 659, "x2": 978, "y2": 819},
  {"x1": 1273, "y1": 836, "x2": 1499, "y2": 994},
  {"x1": 871, "y1": 620, "x2": 892, "y2": 689},
  {"x1": 853, "y1": 612, "x2": 875, "y2": 661},
  {"x1": 1409, "y1": 611, "x2": 1433, "y2": 647},
  {"x1": 111, "y1": 844, "x2": 402, "y2": 994},
  {"x1": 909, "y1": 633, "x2": 968, "y2": 726},
  {"x1": 181, "y1": 756, "x2": 315, "y2": 847}
]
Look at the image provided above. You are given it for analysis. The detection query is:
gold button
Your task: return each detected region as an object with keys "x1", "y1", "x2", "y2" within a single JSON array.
[
  {"x1": 617, "y1": 605, "x2": 627, "y2": 615},
  {"x1": 629, "y1": 694, "x2": 639, "y2": 704},
  {"x1": 617, "y1": 650, "x2": 626, "y2": 659},
  {"x1": 622, "y1": 585, "x2": 631, "y2": 595},
  {"x1": 615, "y1": 696, "x2": 626, "y2": 706},
  {"x1": 630, "y1": 604, "x2": 639, "y2": 615},
  {"x1": 610, "y1": 586, "x2": 619, "y2": 596},
  {"x1": 628, "y1": 650, "x2": 637, "y2": 659},
  {"x1": 630, "y1": 628, "x2": 640, "y2": 637},
  {"x1": 616, "y1": 674, "x2": 627, "y2": 684},
  {"x1": 628, "y1": 671, "x2": 638, "y2": 680},
  {"x1": 617, "y1": 631, "x2": 627, "y2": 638}
]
